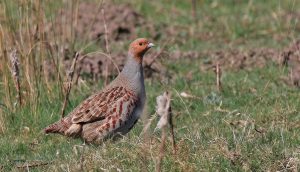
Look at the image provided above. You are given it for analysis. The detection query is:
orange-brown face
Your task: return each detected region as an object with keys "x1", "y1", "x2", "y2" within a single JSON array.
[{"x1": 129, "y1": 38, "x2": 154, "y2": 62}]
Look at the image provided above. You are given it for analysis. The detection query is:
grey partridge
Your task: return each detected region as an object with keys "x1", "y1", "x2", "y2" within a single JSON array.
[{"x1": 44, "y1": 38, "x2": 154, "y2": 143}]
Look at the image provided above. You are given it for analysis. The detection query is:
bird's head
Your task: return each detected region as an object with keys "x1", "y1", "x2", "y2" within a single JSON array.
[{"x1": 129, "y1": 38, "x2": 154, "y2": 63}]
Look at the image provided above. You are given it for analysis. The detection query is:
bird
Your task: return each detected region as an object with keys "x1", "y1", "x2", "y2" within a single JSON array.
[{"x1": 44, "y1": 38, "x2": 154, "y2": 143}]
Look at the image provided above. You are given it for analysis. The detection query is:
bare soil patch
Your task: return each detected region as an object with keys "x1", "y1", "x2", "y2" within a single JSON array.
[
  {"x1": 44, "y1": 1, "x2": 163, "y2": 81},
  {"x1": 44, "y1": 2, "x2": 300, "y2": 87},
  {"x1": 169, "y1": 41, "x2": 300, "y2": 88},
  {"x1": 46, "y1": 2, "x2": 157, "y2": 45}
]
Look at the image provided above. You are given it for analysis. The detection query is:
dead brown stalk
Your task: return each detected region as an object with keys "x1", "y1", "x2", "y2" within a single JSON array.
[
  {"x1": 101, "y1": 7, "x2": 111, "y2": 86},
  {"x1": 155, "y1": 91, "x2": 176, "y2": 172},
  {"x1": 191, "y1": 0, "x2": 198, "y2": 22},
  {"x1": 44, "y1": 42, "x2": 64, "y2": 95},
  {"x1": 168, "y1": 105, "x2": 176, "y2": 154},
  {"x1": 9, "y1": 49, "x2": 22, "y2": 106},
  {"x1": 214, "y1": 62, "x2": 222, "y2": 92},
  {"x1": 156, "y1": 126, "x2": 166, "y2": 172},
  {"x1": 79, "y1": 144, "x2": 86, "y2": 171},
  {"x1": 16, "y1": 160, "x2": 51, "y2": 169},
  {"x1": 61, "y1": 52, "x2": 80, "y2": 118}
]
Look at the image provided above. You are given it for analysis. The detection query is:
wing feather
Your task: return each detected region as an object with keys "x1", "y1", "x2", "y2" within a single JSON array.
[{"x1": 70, "y1": 86, "x2": 137, "y2": 124}]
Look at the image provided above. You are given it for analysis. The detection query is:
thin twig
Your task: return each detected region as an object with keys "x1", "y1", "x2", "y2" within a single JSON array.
[
  {"x1": 74, "y1": 61, "x2": 83, "y2": 85},
  {"x1": 9, "y1": 49, "x2": 22, "y2": 106},
  {"x1": 155, "y1": 91, "x2": 176, "y2": 171},
  {"x1": 146, "y1": 39, "x2": 172, "y2": 68},
  {"x1": 214, "y1": 62, "x2": 222, "y2": 92},
  {"x1": 172, "y1": 88, "x2": 193, "y2": 123},
  {"x1": 101, "y1": 7, "x2": 111, "y2": 86},
  {"x1": 80, "y1": 143, "x2": 85, "y2": 171},
  {"x1": 46, "y1": 42, "x2": 64, "y2": 95},
  {"x1": 156, "y1": 126, "x2": 166, "y2": 172},
  {"x1": 80, "y1": 51, "x2": 119, "y2": 73},
  {"x1": 191, "y1": 0, "x2": 197, "y2": 22},
  {"x1": 16, "y1": 161, "x2": 51, "y2": 169},
  {"x1": 27, "y1": 41, "x2": 65, "y2": 98},
  {"x1": 101, "y1": 9, "x2": 110, "y2": 56},
  {"x1": 61, "y1": 52, "x2": 79, "y2": 118},
  {"x1": 140, "y1": 113, "x2": 156, "y2": 141},
  {"x1": 168, "y1": 105, "x2": 176, "y2": 154}
]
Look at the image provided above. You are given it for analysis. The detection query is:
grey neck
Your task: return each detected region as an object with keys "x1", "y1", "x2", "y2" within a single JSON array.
[
  {"x1": 119, "y1": 52, "x2": 145, "y2": 94},
  {"x1": 121, "y1": 53, "x2": 143, "y2": 79},
  {"x1": 118, "y1": 52, "x2": 145, "y2": 98}
]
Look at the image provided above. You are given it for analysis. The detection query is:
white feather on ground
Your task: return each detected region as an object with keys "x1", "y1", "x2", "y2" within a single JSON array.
[{"x1": 155, "y1": 91, "x2": 171, "y2": 130}]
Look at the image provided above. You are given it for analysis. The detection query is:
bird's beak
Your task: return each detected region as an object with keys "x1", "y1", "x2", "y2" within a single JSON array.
[{"x1": 147, "y1": 43, "x2": 155, "y2": 48}]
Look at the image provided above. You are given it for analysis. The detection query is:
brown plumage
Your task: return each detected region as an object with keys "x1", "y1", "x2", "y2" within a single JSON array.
[{"x1": 44, "y1": 38, "x2": 154, "y2": 143}]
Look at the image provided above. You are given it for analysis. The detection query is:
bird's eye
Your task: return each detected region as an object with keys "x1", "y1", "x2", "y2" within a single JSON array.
[{"x1": 139, "y1": 42, "x2": 143, "y2": 46}]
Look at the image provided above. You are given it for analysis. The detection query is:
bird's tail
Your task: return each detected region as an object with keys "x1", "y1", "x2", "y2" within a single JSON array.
[{"x1": 44, "y1": 118, "x2": 71, "y2": 134}]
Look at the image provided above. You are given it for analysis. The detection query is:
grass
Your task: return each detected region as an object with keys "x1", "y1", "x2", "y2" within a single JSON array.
[{"x1": 1, "y1": 0, "x2": 300, "y2": 171}]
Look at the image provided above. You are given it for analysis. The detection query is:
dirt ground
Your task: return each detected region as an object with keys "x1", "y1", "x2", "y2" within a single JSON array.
[
  {"x1": 44, "y1": 2, "x2": 300, "y2": 87},
  {"x1": 46, "y1": 2, "x2": 157, "y2": 44},
  {"x1": 170, "y1": 41, "x2": 300, "y2": 87},
  {"x1": 44, "y1": 1, "x2": 164, "y2": 81}
]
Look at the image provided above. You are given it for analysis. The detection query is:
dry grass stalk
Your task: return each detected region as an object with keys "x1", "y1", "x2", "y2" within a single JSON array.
[
  {"x1": 168, "y1": 105, "x2": 176, "y2": 154},
  {"x1": 214, "y1": 62, "x2": 222, "y2": 92},
  {"x1": 155, "y1": 91, "x2": 176, "y2": 172},
  {"x1": 79, "y1": 144, "x2": 86, "y2": 171},
  {"x1": 140, "y1": 113, "x2": 156, "y2": 141},
  {"x1": 9, "y1": 49, "x2": 22, "y2": 106},
  {"x1": 146, "y1": 39, "x2": 169, "y2": 67},
  {"x1": 0, "y1": 109, "x2": 6, "y2": 134},
  {"x1": 74, "y1": 61, "x2": 83, "y2": 85},
  {"x1": 15, "y1": 160, "x2": 50, "y2": 169},
  {"x1": 2, "y1": 68, "x2": 13, "y2": 111},
  {"x1": 73, "y1": 144, "x2": 86, "y2": 171},
  {"x1": 61, "y1": 52, "x2": 80, "y2": 118},
  {"x1": 101, "y1": 7, "x2": 111, "y2": 86},
  {"x1": 156, "y1": 124, "x2": 166, "y2": 172},
  {"x1": 43, "y1": 42, "x2": 63, "y2": 93},
  {"x1": 192, "y1": 0, "x2": 197, "y2": 22}
]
